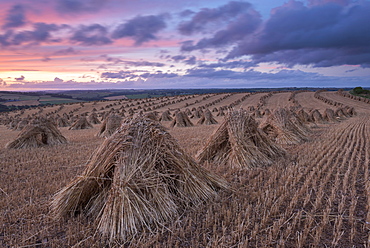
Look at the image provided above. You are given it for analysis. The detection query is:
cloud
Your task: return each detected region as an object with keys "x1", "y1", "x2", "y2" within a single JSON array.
[
  {"x1": 124, "y1": 61, "x2": 166, "y2": 67},
  {"x1": 54, "y1": 77, "x2": 64, "y2": 83},
  {"x1": 179, "y1": 1, "x2": 261, "y2": 51},
  {"x1": 170, "y1": 55, "x2": 197, "y2": 65},
  {"x1": 56, "y1": 0, "x2": 107, "y2": 14},
  {"x1": 71, "y1": 24, "x2": 112, "y2": 46},
  {"x1": 53, "y1": 47, "x2": 79, "y2": 55},
  {"x1": 0, "y1": 78, "x2": 7, "y2": 86},
  {"x1": 112, "y1": 15, "x2": 167, "y2": 45},
  {"x1": 101, "y1": 70, "x2": 178, "y2": 80},
  {"x1": 308, "y1": 0, "x2": 351, "y2": 6},
  {"x1": 15, "y1": 75, "x2": 25, "y2": 81},
  {"x1": 178, "y1": 1, "x2": 257, "y2": 35},
  {"x1": 199, "y1": 60, "x2": 256, "y2": 69},
  {"x1": 3, "y1": 4, "x2": 27, "y2": 29},
  {"x1": 226, "y1": 1, "x2": 370, "y2": 67},
  {"x1": 0, "y1": 22, "x2": 63, "y2": 47},
  {"x1": 101, "y1": 71, "x2": 137, "y2": 79}
]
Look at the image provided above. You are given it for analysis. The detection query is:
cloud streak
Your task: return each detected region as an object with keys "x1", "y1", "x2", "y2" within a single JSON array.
[{"x1": 112, "y1": 15, "x2": 168, "y2": 45}]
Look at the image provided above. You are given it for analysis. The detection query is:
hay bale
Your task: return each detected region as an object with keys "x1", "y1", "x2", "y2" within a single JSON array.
[
  {"x1": 260, "y1": 108, "x2": 310, "y2": 145},
  {"x1": 197, "y1": 109, "x2": 218, "y2": 125},
  {"x1": 159, "y1": 110, "x2": 173, "y2": 121},
  {"x1": 170, "y1": 111, "x2": 194, "y2": 127},
  {"x1": 88, "y1": 112, "x2": 101, "y2": 124},
  {"x1": 51, "y1": 116, "x2": 227, "y2": 241},
  {"x1": 69, "y1": 116, "x2": 93, "y2": 130},
  {"x1": 197, "y1": 110, "x2": 285, "y2": 168},
  {"x1": 97, "y1": 114, "x2": 122, "y2": 138},
  {"x1": 6, "y1": 119, "x2": 67, "y2": 149}
]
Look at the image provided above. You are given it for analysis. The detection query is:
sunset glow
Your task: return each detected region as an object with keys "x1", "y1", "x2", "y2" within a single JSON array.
[{"x1": 1, "y1": 0, "x2": 369, "y2": 90}]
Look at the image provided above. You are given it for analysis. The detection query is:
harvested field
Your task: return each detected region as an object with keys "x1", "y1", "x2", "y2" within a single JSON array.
[
  {"x1": 263, "y1": 92, "x2": 292, "y2": 110},
  {"x1": 1, "y1": 90, "x2": 370, "y2": 247},
  {"x1": 295, "y1": 91, "x2": 333, "y2": 111}
]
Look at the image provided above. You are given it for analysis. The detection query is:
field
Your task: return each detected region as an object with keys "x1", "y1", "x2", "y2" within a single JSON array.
[
  {"x1": 0, "y1": 92, "x2": 81, "y2": 107},
  {"x1": 0, "y1": 90, "x2": 369, "y2": 247}
]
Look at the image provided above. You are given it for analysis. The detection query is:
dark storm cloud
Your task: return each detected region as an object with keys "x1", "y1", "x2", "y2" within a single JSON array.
[
  {"x1": 56, "y1": 0, "x2": 107, "y2": 13},
  {"x1": 3, "y1": 4, "x2": 26, "y2": 29},
  {"x1": 179, "y1": 1, "x2": 261, "y2": 51},
  {"x1": 226, "y1": 1, "x2": 370, "y2": 67},
  {"x1": 71, "y1": 24, "x2": 112, "y2": 45},
  {"x1": 112, "y1": 15, "x2": 167, "y2": 45}
]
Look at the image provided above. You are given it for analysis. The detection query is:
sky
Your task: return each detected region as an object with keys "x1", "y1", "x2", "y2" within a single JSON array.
[{"x1": 0, "y1": 0, "x2": 369, "y2": 91}]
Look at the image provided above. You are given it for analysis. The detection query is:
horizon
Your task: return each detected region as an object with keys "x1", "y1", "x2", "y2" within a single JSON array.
[{"x1": 1, "y1": 0, "x2": 370, "y2": 90}]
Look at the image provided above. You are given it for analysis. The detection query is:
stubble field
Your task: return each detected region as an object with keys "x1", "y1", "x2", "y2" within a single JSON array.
[{"x1": 0, "y1": 90, "x2": 369, "y2": 247}]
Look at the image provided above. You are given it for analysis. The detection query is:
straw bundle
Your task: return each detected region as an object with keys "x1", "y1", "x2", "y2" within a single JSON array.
[
  {"x1": 345, "y1": 107, "x2": 356, "y2": 116},
  {"x1": 97, "y1": 114, "x2": 122, "y2": 138},
  {"x1": 253, "y1": 109, "x2": 263, "y2": 118},
  {"x1": 88, "y1": 112, "x2": 101, "y2": 124},
  {"x1": 310, "y1": 109, "x2": 325, "y2": 123},
  {"x1": 51, "y1": 116, "x2": 227, "y2": 242},
  {"x1": 6, "y1": 119, "x2": 67, "y2": 149},
  {"x1": 217, "y1": 109, "x2": 225, "y2": 117},
  {"x1": 191, "y1": 108, "x2": 203, "y2": 118},
  {"x1": 197, "y1": 110, "x2": 285, "y2": 168},
  {"x1": 263, "y1": 108, "x2": 271, "y2": 116},
  {"x1": 323, "y1": 108, "x2": 338, "y2": 122},
  {"x1": 143, "y1": 112, "x2": 158, "y2": 121},
  {"x1": 56, "y1": 116, "x2": 70, "y2": 127},
  {"x1": 335, "y1": 108, "x2": 347, "y2": 119},
  {"x1": 184, "y1": 108, "x2": 192, "y2": 116},
  {"x1": 170, "y1": 111, "x2": 194, "y2": 127},
  {"x1": 197, "y1": 109, "x2": 218, "y2": 125},
  {"x1": 260, "y1": 108, "x2": 310, "y2": 145},
  {"x1": 296, "y1": 109, "x2": 312, "y2": 123},
  {"x1": 69, "y1": 116, "x2": 93, "y2": 130},
  {"x1": 159, "y1": 110, "x2": 172, "y2": 121},
  {"x1": 15, "y1": 119, "x2": 29, "y2": 131}
]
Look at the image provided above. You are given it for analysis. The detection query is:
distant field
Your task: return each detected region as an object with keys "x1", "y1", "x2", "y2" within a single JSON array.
[
  {"x1": 0, "y1": 93, "x2": 81, "y2": 107},
  {"x1": 1, "y1": 90, "x2": 370, "y2": 247},
  {"x1": 104, "y1": 95, "x2": 128, "y2": 100}
]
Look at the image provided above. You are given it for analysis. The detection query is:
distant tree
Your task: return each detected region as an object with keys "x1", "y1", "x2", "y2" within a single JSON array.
[{"x1": 353, "y1": 87, "x2": 364, "y2": 94}]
